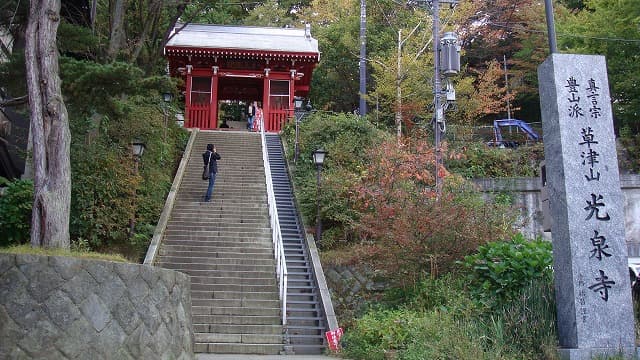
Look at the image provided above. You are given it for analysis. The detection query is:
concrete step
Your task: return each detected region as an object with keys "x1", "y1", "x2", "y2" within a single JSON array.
[
  {"x1": 174, "y1": 193, "x2": 268, "y2": 202},
  {"x1": 194, "y1": 342, "x2": 283, "y2": 355},
  {"x1": 286, "y1": 325, "x2": 326, "y2": 336},
  {"x1": 285, "y1": 344, "x2": 325, "y2": 355},
  {"x1": 163, "y1": 228, "x2": 272, "y2": 238},
  {"x1": 288, "y1": 334, "x2": 325, "y2": 345},
  {"x1": 194, "y1": 332, "x2": 282, "y2": 344},
  {"x1": 159, "y1": 262, "x2": 276, "y2": 272},
  {"x1": 286, "y1": 316, "x2": 323, "y2": 327},
  {"x1": 165, "y1": 223, "x2": 271, "y2": 232},
  {"x1": 191, "y1": 282, "x2": 278, "y2": 293},
  {"x1": 194, "y1": 323, "x2": 283, "y2": 335},
  {"x1": 172, "y1": 268, "x2": 278, "y2": 278},
  {"x1": 193, "y1": 306, "x2": 281, "y2": 317},
  {"x1": 190, "y1": 275, "x2": 276, "y2": 286},
  {"x1": 161, "y1": 238, "x2": 272, "y2": 248},
  {"x1": 160, "y1": 255, "x2": 275, "y2": 266},
  {"x1": 191, "y1": 298, "x2": 280, "y2": 309},
  {"x1": 190, "y1": 290, "x2": 279, "y2": 301},
  {"x1": 159, "y1": 248, "x2": 274, "y2": 258},
  {"x1": 193, "y1": 314, "x2": 281, "y2": 326},
  {"x1": 171, "y1": 200, "x2": 269, "y2": 209}
]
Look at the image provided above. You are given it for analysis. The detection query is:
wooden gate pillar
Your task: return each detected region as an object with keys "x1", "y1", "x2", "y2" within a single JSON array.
[
  {"x1": 210, "y1": 66, "x2": 219, "y2": 129},
  {"x1": 185, "y1": 65, "x2": 193, "y2": 127},
  {"x1": 263, "y1": 68, "x2": 271, "y2": 131}
]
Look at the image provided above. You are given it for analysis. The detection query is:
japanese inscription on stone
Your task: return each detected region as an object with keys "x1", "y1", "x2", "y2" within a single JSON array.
[{"x1": 539, "y1": 54, "x2": 635, "y2": 352}]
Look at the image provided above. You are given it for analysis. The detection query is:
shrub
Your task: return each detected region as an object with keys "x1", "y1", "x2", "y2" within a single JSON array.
[
  {"x1": 447, "y1": 142, "x2": 544, "y2": 178},
  {"x1": 0, "y1": 178, "x2": 33, "y2": 246},
  {"x1": 400, "y1": 313, "x2": 491, "y2": 360},
  {"x1": 282, "y1": 111, "x2": 387, "y2": 245},
  {"x1": 387, "y1": 274, "x2": 476, "y2": 316},
  {"x1": 63, "y1": 66, "x2": 187, "y2": 260},
  {"x1": 347, "y1": 138, "x2": 518, "y2": 287},
  {"x1": 342, "y1": 306, "x2": 493, "y2": 360},
  {"x1": 497, "y1": 279, "x2": 557, "y2": 358},
  {"x1": 341, "y1": 308, "x2": 425, "y2": 360},
  {"x1": 619, "y1": 126, "x2": 640, "y2": 173},
  {"x1": 460, "y1": 233, "x2": 553, "y2": 308}
]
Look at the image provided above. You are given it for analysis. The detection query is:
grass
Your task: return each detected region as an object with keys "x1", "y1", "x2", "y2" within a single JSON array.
[{"x1": 0, "y1": 244, "x2": 130, "y2": 263}]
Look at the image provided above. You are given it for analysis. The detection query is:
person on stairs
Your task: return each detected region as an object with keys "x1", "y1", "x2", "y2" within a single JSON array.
[
  {"x1": 247, "y1": 101, "x2": 256, "y2": 131},
  {"x1": 253, "y1": 102, "x2": 263, "y2": 132},
  {"x1": 203, "y1": 143, "x2": 221, "y2": 202}
]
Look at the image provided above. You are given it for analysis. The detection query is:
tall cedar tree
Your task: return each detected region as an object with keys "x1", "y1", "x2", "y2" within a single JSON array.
[{"x1": 25, "y1": 0, "x2": 71, "y2": 249}]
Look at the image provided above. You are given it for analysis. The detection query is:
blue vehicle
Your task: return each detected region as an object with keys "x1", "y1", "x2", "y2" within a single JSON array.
[{"x1": 487, "y1": 119, "x2": 540, "y2": 148}]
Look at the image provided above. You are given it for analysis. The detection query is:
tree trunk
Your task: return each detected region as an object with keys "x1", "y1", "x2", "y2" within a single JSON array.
[
  {"x1": 25, "y1": 0, "x2": 71, "y2": 249},
  {"x1": 131, "y1": 0, "x2": 162, "y2": 63},
  {"x1": 107, "y1": 0, "x2": 127, "y2": 60}
]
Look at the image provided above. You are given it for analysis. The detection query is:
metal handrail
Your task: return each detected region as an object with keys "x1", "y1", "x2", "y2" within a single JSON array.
[{"x1": 260, "y1": 124, "x2": 288, "y2": 327}]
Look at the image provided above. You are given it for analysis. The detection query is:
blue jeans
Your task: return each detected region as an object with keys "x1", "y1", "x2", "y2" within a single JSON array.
[
  {"x1": 247, "y1": 115, "x2": 254, "y2": 130},
  {"x1": 204, "y1": 171, "x2": 217, "y2": 202}
]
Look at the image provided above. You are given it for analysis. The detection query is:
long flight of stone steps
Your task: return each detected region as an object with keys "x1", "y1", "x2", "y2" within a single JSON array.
[
  {"x1": 266, "y1": 134, "x2": 326, "y2": 354},
  {"x1": 155, "y1": 131, "x2": 284, "y2": 355}
]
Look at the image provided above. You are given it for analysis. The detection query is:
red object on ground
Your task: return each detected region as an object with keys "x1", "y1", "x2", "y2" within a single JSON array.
[{"x1": 325, "y1": 327, "x2": 344, "y2": 351}]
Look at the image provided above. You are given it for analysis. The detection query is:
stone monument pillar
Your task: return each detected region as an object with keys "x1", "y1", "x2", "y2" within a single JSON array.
[{"x1": 538, "y1": 53, "x2": 637, "y2": 359}]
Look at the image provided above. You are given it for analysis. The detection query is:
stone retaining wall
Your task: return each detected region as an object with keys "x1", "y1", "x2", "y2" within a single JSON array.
[
  {"x1": 473, "y1": 174, "x2": 640, "y2": 255},
  {"x1": 0, "y1": 254, "x2": 194, "y2": 360}
]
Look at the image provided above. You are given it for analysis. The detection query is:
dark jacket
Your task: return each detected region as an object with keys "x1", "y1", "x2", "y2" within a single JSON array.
[{"x1": 203, "y1": 150, "x2": 221, "y2": 173}]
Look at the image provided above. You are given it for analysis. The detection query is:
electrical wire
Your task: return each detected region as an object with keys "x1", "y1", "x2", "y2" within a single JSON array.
[{"x1": 487, "y1": 21, "x2": 640, "y2": 44}]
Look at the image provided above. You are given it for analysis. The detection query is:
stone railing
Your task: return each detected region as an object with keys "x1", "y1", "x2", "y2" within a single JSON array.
[{"x1": 0, "y1": 254, "x2": 194, "y2": 359}]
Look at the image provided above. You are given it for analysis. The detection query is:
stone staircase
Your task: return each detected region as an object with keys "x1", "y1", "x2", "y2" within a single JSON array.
[
  {"x1": 266, "y1": 134, "x2": 326, "y2": 354},
  {"x1": 155, "y1": 131, "x2": 284, "y2": 355}
]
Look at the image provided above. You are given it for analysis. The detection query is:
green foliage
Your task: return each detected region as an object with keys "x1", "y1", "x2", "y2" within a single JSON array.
[
  {"x1": 67, "y1": 96, "x2": 188, "y2": 260},
  {"x1": 0, "y1": 178, "x2": 33, "y2": 246},
  {"x1": 57, "y1": 22, "x2": 99, "y2": 58},
  {"x1": 493, "y1": 279, "x2": 557, "y2": 357},
  {"x1": 60, "y1": 57, "x2": 146, "y2": 114},
  {"x1": 558, "y1": 0, "x2": 640, "y2": 145},
  {"x1": 447, "y1": 142, "x2": 545, "y2": 178},
  {"x1": 282, "y1": 111, "x2": 387, "y2": 246},
  {"x1": 383, "y1": 274, "x2": 476, "y2": 316},
  {"x1": 619, "y1": 126, "x2": 640, "y2": 173},
  {"x1": 243, "y1": 0, "x2": 295, "y2": 27},
  {"x1": 284, "y1": 112, "x2": 520, "y2": 288},
  {"x1": 342, "y1": 306, "x2": 492, "y2": 360},
  {"x1": 69, "y1": 138, "x2": 136, "y2": 249},
  {"x1": 341, "y1": 308, "x2": 426, "y2": 359},
  {"x1": 461, "y1": 234, "x2": 553, "y2": 308},
  {"x1": 0, "y1": 52, "x2": 27, "y2": 98},
  {"x1": 58, "y1": 56, "x2": 187, "y2": 260},
  {"x1": 342, "y1": 273, "x2": 557, "y2": 360},
  {"x1": 0, "y1": 244, "x2": 129, "y2": 263},
  {"x1": 305, "y1": 4, "x2": 362, "y2": 112}
]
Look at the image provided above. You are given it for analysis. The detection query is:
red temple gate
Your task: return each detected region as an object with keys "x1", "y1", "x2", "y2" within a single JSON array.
[{"x1": 165, "y1": 24, "x2": 319, "y2": 132}]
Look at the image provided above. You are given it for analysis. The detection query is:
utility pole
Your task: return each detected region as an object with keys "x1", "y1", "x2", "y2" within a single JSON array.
[
  {"x1": 543, "y1": 0, "x2": 558, "y2": 53},
  {"x1": 359, "y1": 0, "x2": 367, "y2": 117},
  {"x1": 413, "y1": 0, "x2": 460, "y2": 198},
  {"x1": 432, "y1": 0, "x2": 443, "y2": 196},
  {"x1": 396, "y1": 29, "x2": 402, "y2": 141}
]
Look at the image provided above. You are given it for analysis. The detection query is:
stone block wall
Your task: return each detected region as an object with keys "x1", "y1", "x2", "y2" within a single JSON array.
[
  {"x1": 324, "y1": 265, "x2": 386, "y2": 321},
  {"x1": 473, "y1": 174, "x2": 640, "y2": 255},
  {"x1": 0, "y1": 254, "x2": 194, "y2": 360}
]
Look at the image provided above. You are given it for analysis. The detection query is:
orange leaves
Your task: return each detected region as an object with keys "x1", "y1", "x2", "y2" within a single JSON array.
[{"x1": 342, "y1": 137, "x2": 516, "y2": 287}]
